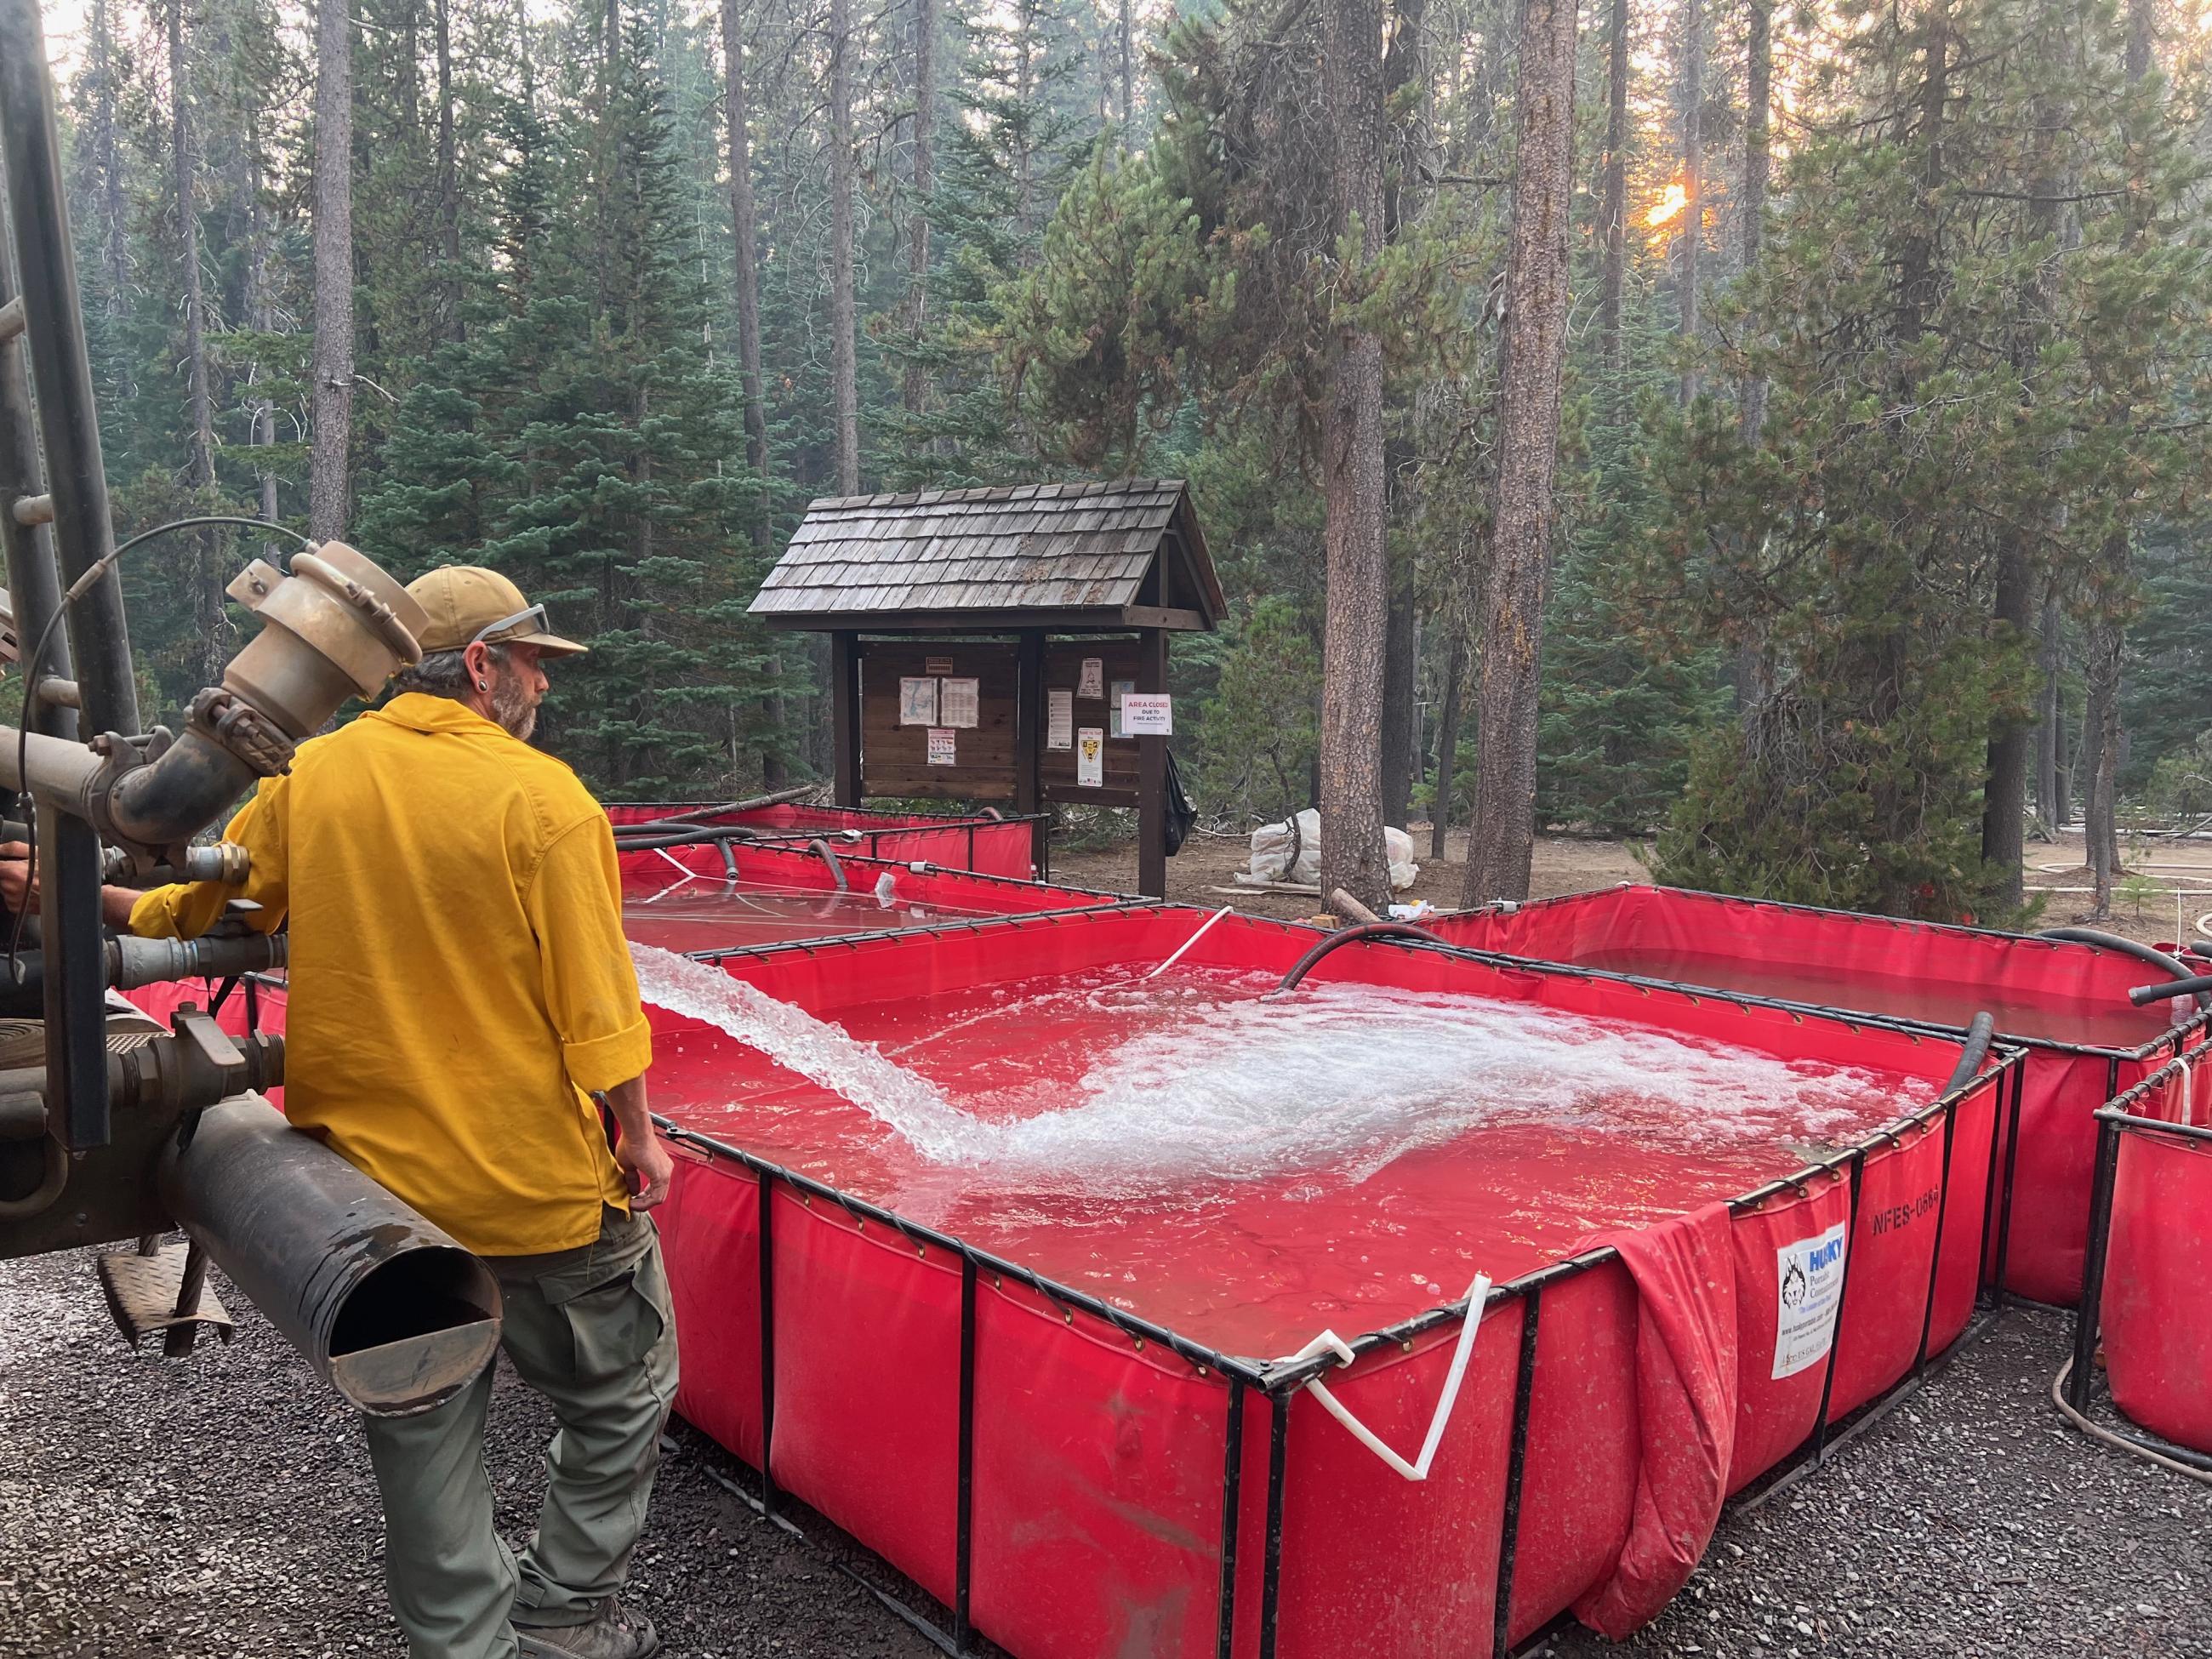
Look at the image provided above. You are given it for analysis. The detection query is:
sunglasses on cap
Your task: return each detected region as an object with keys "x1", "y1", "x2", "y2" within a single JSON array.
[{"x1": 470, "y1": 603, "x2": 549, "y2": 647}]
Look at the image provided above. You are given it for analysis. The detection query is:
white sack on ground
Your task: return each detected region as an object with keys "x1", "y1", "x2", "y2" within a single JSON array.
[{"x1": 1235, "y1": 808, "x2": 1419, "y2": 892}]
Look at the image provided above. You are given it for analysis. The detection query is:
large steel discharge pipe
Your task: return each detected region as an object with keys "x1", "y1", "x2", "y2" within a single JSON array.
[
  {"x1": 158, "y1": 1095, "x2": 501, "y2": 1416},
  {"x1": 0, "y1": 543, "x2": 425, "y2": 863}
]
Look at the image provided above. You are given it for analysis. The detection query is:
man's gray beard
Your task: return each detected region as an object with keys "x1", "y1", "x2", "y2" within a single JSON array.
[{"x1": 490, "y1": 674, "x2": 538, "y2": 742}]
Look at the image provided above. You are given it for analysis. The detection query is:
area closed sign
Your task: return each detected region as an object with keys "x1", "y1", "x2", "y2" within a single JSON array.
[{"x1": 1120, "y1": 693, "x2": 1172, "y2": 736}]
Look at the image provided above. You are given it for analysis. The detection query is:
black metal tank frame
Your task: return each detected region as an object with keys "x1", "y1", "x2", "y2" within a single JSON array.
[
  {"x1": 203, "y1": 911, "x2": 2010, "y2": 1658},
  {"x1": 1470, "y1": 889, "x2": 2212, "y2": 1058},
  {"x1": 2063, "y1": 1053, "x2": 2212, "y2": 1476},
  {"x1": 637, "y1": 995, "x2": 2015, "y2": 1659}
]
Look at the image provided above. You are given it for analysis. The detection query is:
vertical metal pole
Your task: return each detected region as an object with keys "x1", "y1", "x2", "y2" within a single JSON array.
[
  {"x1": 1492, "y1": 1287, "x2": 1542, "y2": 1659},
  {"x1": 2068, "y1": 1117, "x2": 2124, "y2": 1415},
  {"x1": 0, "y1": 0, "x2": 139, "y2": 736},
  {"x1": 244, "y1": 975, "x2": 262, "y2": 1035},
  {"x1": 756, "y1": 1167, "x2": 778, "y2": 1519},
  {"x1": 1977, "y1": 1063, "x2": 2005, "y2": 1305},
  {"x1": 1912, "y1": 1102, "x2": 1959, "y2": 1375},
  {"x1": 1992, "y1": 1063, "x2": 2025, "y2": 1302},
  {"x1": 0, "y1": 175, "x2": 107, "y2": 1157},
  {"x1": 966, "y1": 822, "x2": 975, "y2": 875},
  {"x1": 1215, "y1": 1379, "x2": 1246, "y2": 1659},
  {"x1": 954, "y1": 1255, "x2": 976, "y2": 1655},
  {"x1": 1257, "y1": 1391, "x2": 1288, "y2": 1659},
  {"x1": 1811, "y1": 1153, "x2": 1865, "y2": 1462}
]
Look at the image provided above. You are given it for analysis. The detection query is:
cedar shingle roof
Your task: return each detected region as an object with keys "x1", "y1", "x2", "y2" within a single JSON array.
[{"x1": 749, "y1": 479, "x2": 1223, "y2": 630}]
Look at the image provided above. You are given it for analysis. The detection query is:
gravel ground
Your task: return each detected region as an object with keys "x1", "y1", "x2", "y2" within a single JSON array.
[
  {"x1": 5, "y1": 1246, "x2": 2208, "y2": 1658},
  {"x1": 1546, "y1": 1308, "x2": 2212, "y2": 1659},
  {"x1": 0, "y1": 1246, "x2": 934, "y2": 1659}
]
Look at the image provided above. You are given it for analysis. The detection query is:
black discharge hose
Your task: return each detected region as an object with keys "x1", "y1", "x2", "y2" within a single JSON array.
[
  {"x1": 1270, "y1": 921, "x2": 1447, "y2": 997},
  {"x1": 2039, "y1": 926, "x2": 2212, "y2": 1010},
  {"x1": 807, "y1": 836, "x2": 848, "y2": 892},
  {"x1": 1941, "y1": 1012, "x2": 1998, "y2": 1093},
  {"x1": 2130, "y1": 972, "x2": 2212, "y2": 1007},
  {"x1": 610, "y1": 824, "x2": 761, "y2": 852}
]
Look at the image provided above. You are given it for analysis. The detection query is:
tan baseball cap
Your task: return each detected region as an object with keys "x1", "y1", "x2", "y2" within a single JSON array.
[{"x1": 406, "y1": 566, "x2": 588, "y2": 657}]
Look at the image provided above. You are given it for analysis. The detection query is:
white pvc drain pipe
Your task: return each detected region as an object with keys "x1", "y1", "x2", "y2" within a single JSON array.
[{"x1": 1283, "y1": 1274, "x2": 1491, "y2": 1481}]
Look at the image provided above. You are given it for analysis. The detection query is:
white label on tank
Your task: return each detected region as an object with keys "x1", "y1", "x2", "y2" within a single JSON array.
[{"x1": 1772, "y1": 1220, "x2": 1848, "y2": 1380}]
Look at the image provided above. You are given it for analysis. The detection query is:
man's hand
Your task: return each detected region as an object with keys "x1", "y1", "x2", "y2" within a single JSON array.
[
  {"x1": 599, "y1": 1075, "x2": 673, "y2": 1211},
  {"x1": 616, "y1": 1130, "x2": 676, "y2": 1211},
  {"x1": 0, "y1": 841, "x2": 34, "y2": 915}
]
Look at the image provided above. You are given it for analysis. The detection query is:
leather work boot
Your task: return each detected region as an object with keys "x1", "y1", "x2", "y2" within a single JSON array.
[{"x1": 512, "y1": 1598, "x2": 661, "y2": 1659}]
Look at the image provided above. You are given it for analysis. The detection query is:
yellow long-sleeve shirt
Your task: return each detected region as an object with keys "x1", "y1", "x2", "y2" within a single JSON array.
[{"x1": 131, "y1": 693, "x2": 652, "y2": 1255}]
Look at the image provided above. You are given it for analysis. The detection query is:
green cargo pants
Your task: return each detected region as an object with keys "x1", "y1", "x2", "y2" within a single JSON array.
[{"x1": 361, "y1": 1206, "x2": 681, "y2": 1659}]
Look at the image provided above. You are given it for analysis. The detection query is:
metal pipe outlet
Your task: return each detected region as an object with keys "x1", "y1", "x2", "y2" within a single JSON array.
[{"x1": 158, "y1": 1096, "x2": 501, "y2": 1416}]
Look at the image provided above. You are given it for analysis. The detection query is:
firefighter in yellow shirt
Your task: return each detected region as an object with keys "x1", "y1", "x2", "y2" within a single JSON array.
[{"x1": 127, "y1": 567, "x2": 677, "y2": 1659}]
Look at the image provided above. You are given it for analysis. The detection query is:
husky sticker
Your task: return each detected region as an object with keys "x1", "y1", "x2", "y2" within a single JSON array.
[{"x1": 1773, "y1": 1221, "x2": 1849, "y2": 1380}]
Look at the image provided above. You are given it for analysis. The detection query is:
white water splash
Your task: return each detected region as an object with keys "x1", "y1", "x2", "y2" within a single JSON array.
[
  {"x1": 633, "y1": 944, "x2": 977, "y2": 1160},
  {"x1": 632, "y1": 944, "x2": 1926, "y2": 1194}
]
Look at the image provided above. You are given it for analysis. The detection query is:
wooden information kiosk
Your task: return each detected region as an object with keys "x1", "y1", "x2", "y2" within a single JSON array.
[{"x1": 749, "y1": 480, "x2": 1223, "y2": 897}]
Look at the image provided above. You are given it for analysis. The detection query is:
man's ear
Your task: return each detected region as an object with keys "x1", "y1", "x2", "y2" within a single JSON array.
[{"x1": 462, "y1": 640, "x2": 491, "y2": 690}]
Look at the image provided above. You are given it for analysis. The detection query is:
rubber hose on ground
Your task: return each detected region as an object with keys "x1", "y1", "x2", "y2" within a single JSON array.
[{"x1": 2051, "y1": 1356, "x2": 2212, "y2": 1486}]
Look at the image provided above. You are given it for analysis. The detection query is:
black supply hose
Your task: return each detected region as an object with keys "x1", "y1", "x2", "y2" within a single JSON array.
[
  {"x1": 1941, "y1": 1012, "x2": 1998, "y2": 1094},
  {"x1": 1270, "y1": 921, "x2": 1446, "y2": 998},
  {"x1": 808, "y1": 837, "x2": 848, "y2": 892},
  {"x1": 2130, "y1": 973, "x2": 2212, "y2": 1007},
  {"x1": 610, "y1": 824, "x2": 761, "y2": 852},
  {"x1": 2040, "y1": 926, "x2": 2211, "y2": 1010}
]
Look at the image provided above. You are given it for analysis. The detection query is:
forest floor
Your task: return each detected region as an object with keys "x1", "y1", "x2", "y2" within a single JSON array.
[{"x1": 1054, "y1": 819, "x2": 2212, "y2": 947}]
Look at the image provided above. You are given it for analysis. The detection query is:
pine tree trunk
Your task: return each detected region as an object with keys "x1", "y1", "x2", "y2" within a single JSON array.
[
  {"x1": 1463, "y1": 0, "x2": 1574, "y2": 907},
  {"x1": 246, "y1": 119, "x2": 278, "y2": 554},
  {"x1": 1381, "y1": 541, "x2": 1415, "y2": 829},
  {"x1": 723, "y1": 0, "x2": 770, "y2": 491},
  {"x1": 1981, "y1": 113, "x2": 2061, "y2": 908},
  {"x1": 904, "y1": 0, "x2": 934, "y2": 420},
  {"x1": 1377, "y1": 0, "x2": 1426, "y2": 835},
  {"x1": 829, "y1": 0, "x2": 859, "y2": 494},
  {"x1": 169, "y1": 0, "x2": 214, "y2": 499},
  {"x1": 309, "y1": 0, "x2": 355, "y2": 541},
  {"x1": 435, "y1": 0, "x2": 460, "y2": 338},
  {"x1": 1431, "y1": 625, "x2": 1464, "y2": 861},
  {"x1": 1676, "y1": 0, "x2": 1702, "y2": 406},
  {"x1": 726, "y1": 0, "x2": 780, "y2": 781},
  {"x1": 2034, "y1": 587, "x2": 2061, "y2": 830},
  {"x1": 2085, "y1": 610, "x2": 2123, "y2": 918},
  {"x1": 1316, "y1": 0, "x2": 1392, "y2": 915},
  {"x1": 1014, "y1": 3, "x2": 1035, "y2": 248},
  {"x1": 168, "y1": 0, "x2": 225, "y2": 690},
  {"x1": 1983, "y1": 548, "x2": 2032, "y2": 908},
  {"x1": 90, "y1": 0, "x2": 128, "y2": 317},
  {"x1": 2081, "y1": 0, "x2": 2157, "y2": 915},
  {"x1": 1118, "y1": 0, "x2": 1132, "y2": 128},
  {"x1": 1739, "y1": 0, "x2": 1769, "y2": 436},
  {"x1": 1598, "y1": 0, "x2": 1628, "y2": 374}
]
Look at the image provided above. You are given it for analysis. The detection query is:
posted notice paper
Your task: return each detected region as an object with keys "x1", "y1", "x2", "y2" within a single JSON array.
[
  {"x1": 940, "y1": 676, "x2": 980, "y2": 729},
  {"x1": 1046, "y1": 688, "x2": 1074, "y2": 750},
  {"x1": 927, "y1": 728, "x2": 957, "y2": 766},
  {"x1": 898, "y1": 676, "x2": 938, "y2": 726},
  {"x1": 1120, "y1": 693, "x2": 1172, "y2": 736},
  {"x1": 1076, "y1": 727, "x2": 1104, "y2": 786}
]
